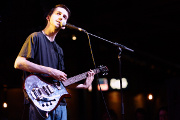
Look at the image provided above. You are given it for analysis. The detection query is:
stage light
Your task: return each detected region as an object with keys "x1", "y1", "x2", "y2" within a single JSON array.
[
  {"x1": 72, "y1": 34, "x2": 77, "y2": 40},
  {"x1": 148, "y1": 93, "x2": 153, "y2": 100},
  {"x1": 110, "y1": 78, "x2": 128, "y2": 89},
  {"x1": 122, "y1": 78, "x2": 128, "y2": 88},
  {"x1": 110, "y1": 78, "x2": 120, "y2": 89},
  {"x1": 3, "y1": 102, "x2": 7, "y2": 108}
]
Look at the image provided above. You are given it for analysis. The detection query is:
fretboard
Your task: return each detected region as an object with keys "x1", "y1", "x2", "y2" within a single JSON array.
[{"x1": 62, "y1": 68, "x2": 100, "y2": 87}]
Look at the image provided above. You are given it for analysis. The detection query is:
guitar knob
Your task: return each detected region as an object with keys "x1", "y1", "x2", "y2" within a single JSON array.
[
  {"x1": 46, "y1": 103, "x2": 49, "y2": 106},
  {"x1": 103, "y1": 72, "x2": 108, "y2": 76},
  {"x1": 42, "y1": 104, "x2": 45, "y2": 107}
]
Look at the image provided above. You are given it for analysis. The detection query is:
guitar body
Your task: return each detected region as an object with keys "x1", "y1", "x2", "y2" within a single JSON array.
[
  {"x1": 24, "y1": 75, "x2": 71, "y2": 112},
  {"x1": 24, "y1": 65, "x2": 108, "y2": 112}
]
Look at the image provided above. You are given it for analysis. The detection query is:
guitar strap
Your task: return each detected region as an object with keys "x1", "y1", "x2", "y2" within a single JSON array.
[{"x1": 51, "y1": 41, "x2": 65, "y2": 71}]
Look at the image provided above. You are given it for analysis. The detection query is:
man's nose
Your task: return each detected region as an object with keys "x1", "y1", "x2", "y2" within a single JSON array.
[
  {"x1": 58, "y1": 15, "x2": 63, "y2": 21},
  {"x1": 58, "y1": 16, "x2": 62, "y2": 21}
]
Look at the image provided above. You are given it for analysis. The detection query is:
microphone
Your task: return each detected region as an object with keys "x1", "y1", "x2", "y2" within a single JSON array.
[{"x1": 62, "y1": 22, "x2": 86, "y2": 32}]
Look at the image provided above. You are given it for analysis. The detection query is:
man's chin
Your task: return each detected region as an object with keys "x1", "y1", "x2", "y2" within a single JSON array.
[
  {"x1": 61, "y1": 27, "x2": 66, "y2": 29},
  {"x1": 55, "y1": 25, "x2": 65, "y2": 30}
]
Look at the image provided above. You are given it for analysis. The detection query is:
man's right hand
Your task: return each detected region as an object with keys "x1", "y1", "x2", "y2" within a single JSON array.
[
  {"x1": 48, "y1": 68, "x2": 67, "y2": 81},
  {"x1": 14, "y1": 56, "x2": 67, "y2": 81}
]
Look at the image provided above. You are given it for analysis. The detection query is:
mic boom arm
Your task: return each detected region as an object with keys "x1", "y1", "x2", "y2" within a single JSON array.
[
  {"x1": 65, "y1": 23, "x2": 86, "y2": 32},
  {"x1": 87, "y1": 32, "x2": 134, "y2": 52},
  {"x1": 64, "y1": 23, "x2": 134, "y2": 52}
]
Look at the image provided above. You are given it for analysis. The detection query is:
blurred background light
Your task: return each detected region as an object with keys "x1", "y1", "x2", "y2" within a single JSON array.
[
  {"x1": 122, "y1": 78, "x2": 128, "y2": 88},
  {"x1": 148, "y1": 93, "x2": 153, "y2": 100},
  {"x1": 72, "y1": 34, "x2": 77, "y2": 40},
  {"x1": 134, "y1": 94, "x2": 145, "y2": 109},
  {"x1": 97, "y1": 78, "x2": 108, "y2": 91},
  {"x1": 3, "y1": 102, "x2": 7, "y2": 108},
  {"x1": 110, "y1": 78, "x2": 128, "y2": 89}
]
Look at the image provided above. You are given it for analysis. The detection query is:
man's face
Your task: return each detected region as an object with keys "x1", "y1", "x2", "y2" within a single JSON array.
[{"x1": 48, "y1": 7, "x2": 69, "y2": 29}]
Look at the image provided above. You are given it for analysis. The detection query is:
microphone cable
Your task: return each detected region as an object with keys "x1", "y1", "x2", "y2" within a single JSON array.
[{"x1": 84, "y1": 31, "x2": 112, "y2": 120}]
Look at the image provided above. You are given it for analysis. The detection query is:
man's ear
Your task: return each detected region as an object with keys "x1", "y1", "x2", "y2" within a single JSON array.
[{"x1": 46, "y1": 15, "x2": 50, "y2": 21}]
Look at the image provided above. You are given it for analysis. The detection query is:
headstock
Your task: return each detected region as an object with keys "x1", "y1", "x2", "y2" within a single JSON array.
[{"x1": 98, "y1": 65, "x2": 109, "y2": 76}]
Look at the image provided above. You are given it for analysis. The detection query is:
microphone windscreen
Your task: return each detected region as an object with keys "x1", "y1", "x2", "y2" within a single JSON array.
[{"x1": 62, "y1": 21, "x2": 66, "y2": 27}]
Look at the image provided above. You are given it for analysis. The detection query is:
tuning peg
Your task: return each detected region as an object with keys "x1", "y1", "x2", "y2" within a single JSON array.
[{"x1": 102, "y1": 72, "x2": 108, "y2": 76}]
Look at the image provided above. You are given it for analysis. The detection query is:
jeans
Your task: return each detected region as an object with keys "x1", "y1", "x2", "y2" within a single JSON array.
[{"x1": 29, "y1": 104, "x2": 67, "y2": 120}]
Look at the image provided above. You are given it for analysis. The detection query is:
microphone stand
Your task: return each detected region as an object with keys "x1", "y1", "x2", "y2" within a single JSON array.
[
  {"x1": 87, "y1": 32, "x2": 134, "y2": 52},
  {"x1": 85, "y1": 31, "x2": 134, "y2": 120}
]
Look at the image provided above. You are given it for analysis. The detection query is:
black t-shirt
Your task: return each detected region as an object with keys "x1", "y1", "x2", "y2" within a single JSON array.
[
  {"x1": 18, "y1": 31, "x2": 66, "y2": 105},
  {"x1": 18, "y1": 31, "x2": 65, "y2": 77}
]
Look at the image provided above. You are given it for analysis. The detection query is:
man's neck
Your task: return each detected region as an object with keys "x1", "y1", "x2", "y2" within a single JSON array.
[{"x1": 42, "y1": 25, "x2": 60, "y2": 42}]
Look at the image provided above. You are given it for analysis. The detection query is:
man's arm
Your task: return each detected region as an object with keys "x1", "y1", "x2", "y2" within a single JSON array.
[{"x1": 14, "y1": 56, "x2": 67, "y2": 81}]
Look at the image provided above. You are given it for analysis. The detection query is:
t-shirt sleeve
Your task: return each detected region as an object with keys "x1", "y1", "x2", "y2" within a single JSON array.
[{"x1": 18, "y1": 33, "x2": 36, "y2": 59}]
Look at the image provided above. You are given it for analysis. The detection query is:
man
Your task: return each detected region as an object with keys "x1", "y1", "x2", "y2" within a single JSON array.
[{"x1": 14, "y1": 4, "x2": 95, "y2": 120}]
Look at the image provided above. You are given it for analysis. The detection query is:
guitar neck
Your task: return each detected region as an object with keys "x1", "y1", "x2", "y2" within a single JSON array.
[{"x1": 62, "y1": 68, "x2": 100, "y2": 87}]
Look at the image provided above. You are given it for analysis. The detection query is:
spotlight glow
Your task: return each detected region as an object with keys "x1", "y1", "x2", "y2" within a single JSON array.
[
  {"x1": 148, "y1": 93, "x2": 153, "y2": 100},
  {"x1": 72, "y1": 35, "x2": 77, "y2": 40},
  {"x1": 110, "y1": 78, "x2": 128, "y2": 89},
  {"x1": 3, "y1": 102, "x2": 7, "y2": 108}
]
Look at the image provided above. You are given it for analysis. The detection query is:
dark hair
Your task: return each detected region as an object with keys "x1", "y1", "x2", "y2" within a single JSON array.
[{"x1": 47, "y1": 4, "x2": 71, "y2": 18}]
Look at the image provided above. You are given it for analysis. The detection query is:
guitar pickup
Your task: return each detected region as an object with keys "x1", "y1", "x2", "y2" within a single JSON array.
[
  {"x1": 31, "y1": 88, "x2": 42, "y2": 100},
  {"x1": 47, "y1": 85, "x2": 54, "y2": 93},
  {"x1": 42, "y1": 85, "x2": 54, "y2": 96},
  {"x1": 43, "y1": 86, "x2": 51, "y2": 95}
]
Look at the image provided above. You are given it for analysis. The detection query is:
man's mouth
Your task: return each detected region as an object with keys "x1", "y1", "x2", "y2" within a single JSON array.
[
  {"x1": 56, "y1": 21, "x2": 60, "y2": 24},
  {"x1": 56, "y1": 21, "x2": 62, "y2": 26},
  {"x1": 56, "y1": 20, "x2": 60, "y2": 23}
]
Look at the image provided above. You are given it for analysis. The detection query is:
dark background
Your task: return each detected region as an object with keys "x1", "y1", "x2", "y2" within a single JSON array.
[{"x1": 0, "y1": 0, "x2": 180, "y2": 120}]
